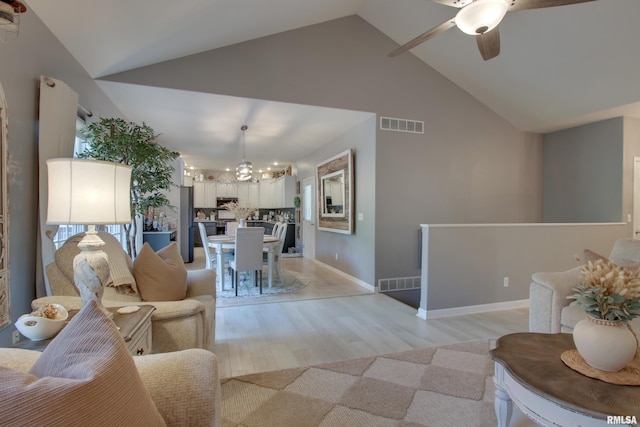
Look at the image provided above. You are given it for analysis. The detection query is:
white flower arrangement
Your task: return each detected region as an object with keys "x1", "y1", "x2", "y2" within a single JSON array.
[
  {"x1": 568, "y1": 259, "x2": 640, "y2": 322},
  {"x1": 222, "y1": 201, "x2": 257, "y2": 220}
]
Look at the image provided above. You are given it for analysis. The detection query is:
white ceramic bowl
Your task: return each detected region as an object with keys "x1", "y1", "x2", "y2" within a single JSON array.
[{"x1": 15, "y1": 304, "x2": 69, "y2": 341}]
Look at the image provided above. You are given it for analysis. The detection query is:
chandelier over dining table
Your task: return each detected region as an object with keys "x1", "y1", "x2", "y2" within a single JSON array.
[{"x1": 236, "y1": 125, "x2": 252, "y2": 182}]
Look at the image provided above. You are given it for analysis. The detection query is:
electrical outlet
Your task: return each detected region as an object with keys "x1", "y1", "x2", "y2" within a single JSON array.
[
  {"x1": 503, "y1": 277, "x2": 509, "y2": 288},
  {"x1": 12, "y1": 330, "x2": 20, "y2": 344}
]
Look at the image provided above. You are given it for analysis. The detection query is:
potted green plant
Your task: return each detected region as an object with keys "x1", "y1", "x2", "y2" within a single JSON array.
[
  {"x1": 567, "y1": 259, "x2": 640, "y2": 372},
  {"x1": 79, "y1": 118, "x2": 179, "y2": 257}
]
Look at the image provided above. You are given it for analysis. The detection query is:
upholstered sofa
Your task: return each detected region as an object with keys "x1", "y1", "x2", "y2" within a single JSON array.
[
  {"x1": 529, "y1": 238, "x2": 640, "y2": 334},
  {"x1": 33, "y1": 232, "x2": 216, "y2": 353},
  {"x1": 0, "y1": 347, "x2": 221, "y2": 426},
  {"x1": 0, "y1": 300, "x2": 221, "y2": 426}
]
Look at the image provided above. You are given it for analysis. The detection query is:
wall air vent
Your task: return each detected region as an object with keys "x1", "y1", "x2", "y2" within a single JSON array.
[
  {"x1": 378, "y1": 276, "x2": 421, "y2": 293},
  {"x1": 380, "y1": 116, "x2": 424, "y2": 134}
]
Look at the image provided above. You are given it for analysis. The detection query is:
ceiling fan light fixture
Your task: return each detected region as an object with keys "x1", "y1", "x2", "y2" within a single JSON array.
[{"x1": 455, "y1": 0, "x2": 507, "y2": 35}]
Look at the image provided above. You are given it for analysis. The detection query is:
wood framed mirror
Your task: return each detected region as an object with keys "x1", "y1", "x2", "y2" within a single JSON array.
[
  {"x1": 316, "y1": 149, "x2": 353, "y2": 234},
  {"x1": 0, "y1": 81, "x2": 9, "y2": 329}
]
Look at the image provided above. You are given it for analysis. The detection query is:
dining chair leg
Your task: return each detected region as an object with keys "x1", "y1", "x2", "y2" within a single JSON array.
[{"x1": 235, "y1": 270, "x2": 239, "y2": 296}]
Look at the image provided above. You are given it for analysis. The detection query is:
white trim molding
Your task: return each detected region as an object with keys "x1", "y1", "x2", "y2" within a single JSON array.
[
  {"x1": 314, "y1": 259, "x2": 374, "y2": 292},
  {"x1": 417, "y1": 299, "x2": 529, "y2": 320}
]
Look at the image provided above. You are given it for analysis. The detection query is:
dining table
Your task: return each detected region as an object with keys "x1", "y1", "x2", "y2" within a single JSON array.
[{"x1": 207, "y1": 234, "x2": 280, "y2": 289}]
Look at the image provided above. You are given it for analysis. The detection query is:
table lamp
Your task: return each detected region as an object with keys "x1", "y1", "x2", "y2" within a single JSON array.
[{"x1": 46, "y1": 158, "x2": 132, "y2": 317}]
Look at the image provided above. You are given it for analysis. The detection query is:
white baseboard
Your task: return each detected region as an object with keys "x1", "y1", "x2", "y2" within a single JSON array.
[
  {"x1": 313, "y1": 260, "x2": 375, "y2": 292},
  {"x1": 416, "y1": 299, "x2": 529, "y2": 320}
]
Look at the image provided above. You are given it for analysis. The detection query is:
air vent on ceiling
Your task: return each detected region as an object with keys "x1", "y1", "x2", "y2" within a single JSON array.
[{"x1": 380, "y1": 116, "x2": 424, "y2": 134}]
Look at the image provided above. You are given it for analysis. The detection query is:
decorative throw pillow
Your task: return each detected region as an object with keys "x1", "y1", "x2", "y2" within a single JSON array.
[
  {"x1": 0, "y1": 301, "x2": 166, "y2": 427},
  {"x1": 133, "y1": 242, "x2": 188, "y2": 301}
]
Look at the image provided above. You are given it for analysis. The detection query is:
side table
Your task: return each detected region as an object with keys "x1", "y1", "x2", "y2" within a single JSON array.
[
  {"x1": 491, "y1": 333, "x2": 640, "y2": 427},
  {"x1": 14, "y1": 305, "x2": 155, "y2": 356}
]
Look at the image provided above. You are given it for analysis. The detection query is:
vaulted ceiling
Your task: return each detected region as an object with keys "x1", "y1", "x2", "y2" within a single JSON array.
[{"x1": 26, "y1": 0, "x2": 640, "y2": 171}]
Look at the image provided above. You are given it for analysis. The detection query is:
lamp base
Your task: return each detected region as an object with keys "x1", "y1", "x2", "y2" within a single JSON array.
[{"x1": 73, "y1": 227, "x2": 112, "y2": 318}]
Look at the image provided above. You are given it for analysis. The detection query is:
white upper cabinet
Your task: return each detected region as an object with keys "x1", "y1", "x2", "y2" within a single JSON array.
[
  {"x1": 194, "y1": 176, "x2": 296, "y2": 208},
  {"x1": 237, "y1": 182, "x2": 260, "y2": 207},
  {"x1": 265, "y1": 176, "x2": 296, "y2": 208},
  {"x1": 216, "y1": 182, "x2": 237, "y2": 198},
  {"x1": 193, "y1": 182, "x2": 217, "y2": 208},
  {"x1": 259, "y1": 178, "x2": 274, "y2": 208}
]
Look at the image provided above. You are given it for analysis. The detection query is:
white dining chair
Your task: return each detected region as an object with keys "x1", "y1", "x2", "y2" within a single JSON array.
[
  {"x1": 264, "y1": 222, "x2": 288, "y2": 281},
  {"x1": 226, "y1": 221, "x2": 239, "y2": 236},
  {"x1": 271, "y1": 222, "x2": 282, "y2": 236},
  {"x1": 230, "y1": 227, "x2": 265, "y2": 296},
  {"x1": 197, "y1": 222, "x2": 216, "y2": 270}
]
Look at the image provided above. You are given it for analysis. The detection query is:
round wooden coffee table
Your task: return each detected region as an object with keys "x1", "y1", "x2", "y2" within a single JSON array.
[{"x1": 491, "y1": 333, "x2": 640, "y2": 427}]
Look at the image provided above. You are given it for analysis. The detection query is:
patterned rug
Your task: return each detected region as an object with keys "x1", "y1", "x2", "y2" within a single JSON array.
[
  {"x1": 220, "y1": 340, "x2": 497, "y2": 426},
  {"x1": 217, "y1": 268, "x2": 309, "y2": 299}
]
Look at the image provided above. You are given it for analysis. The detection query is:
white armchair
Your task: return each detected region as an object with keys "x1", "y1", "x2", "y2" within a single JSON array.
[
  {"x1": 529, "y1": 238, "x2": 640, "y2": 334},
  {"x1": 34, "y1": 232, "x2": 216, "y2": 353}
]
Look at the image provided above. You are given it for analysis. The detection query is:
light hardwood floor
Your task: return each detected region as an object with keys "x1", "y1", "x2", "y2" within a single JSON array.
[{"x1": 188, "y1": 247, "x2": 530, "y2": 379}]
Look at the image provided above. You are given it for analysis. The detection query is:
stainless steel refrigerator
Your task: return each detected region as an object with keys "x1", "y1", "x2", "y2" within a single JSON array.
[{"x1": 179, "y1": 186, "x2": 194, "y2": 263}]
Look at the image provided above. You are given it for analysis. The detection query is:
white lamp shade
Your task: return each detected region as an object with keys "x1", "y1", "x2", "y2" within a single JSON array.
[
  {"x1": 456, "y1": 0, "x2": 508, "y2": 35},
  {"x1": 46, "y1": 158, "x2": 132, "y2": 225}
]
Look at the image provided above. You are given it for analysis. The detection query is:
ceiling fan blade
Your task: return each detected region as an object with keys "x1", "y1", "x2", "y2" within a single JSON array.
[
  {"x1": 388, "y1": 18, "x2": 456, "y2": 57},
  {"x1": 476, "y1": 27, "x2": 500, "y2": 60},
  {"x1": 428, "y1": 0, "x2": 472, "y2": 8},
  {"x1": 508, "y1": 0, "x2": 597, "y2": 12}
]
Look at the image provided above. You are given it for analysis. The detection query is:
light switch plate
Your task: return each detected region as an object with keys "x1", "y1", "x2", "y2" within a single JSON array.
[{"x1": 358, "y1": 213, "x2": 364, "y2": 221}]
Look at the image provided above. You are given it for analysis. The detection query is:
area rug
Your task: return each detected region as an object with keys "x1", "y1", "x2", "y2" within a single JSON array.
[
  {"x1": 220, "y1": 340, "x2": 497, "y2": 427},
  {"x1": 217, "y1": 268, "x2": 309, "y2": 299}
]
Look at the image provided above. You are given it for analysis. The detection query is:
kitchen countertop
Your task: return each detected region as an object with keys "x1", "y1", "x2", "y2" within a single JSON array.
[
  {"x1": 247, "y1": 220, "x2": 295, "y2": 224},
  {"x1": 143, "y1": 229, "x2": 176, "y2": 234}
]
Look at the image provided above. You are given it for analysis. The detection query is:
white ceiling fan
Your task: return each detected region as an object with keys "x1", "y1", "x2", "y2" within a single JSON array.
[{"x1": 389, "y1": 0, "x2": 598, "y2": 61}]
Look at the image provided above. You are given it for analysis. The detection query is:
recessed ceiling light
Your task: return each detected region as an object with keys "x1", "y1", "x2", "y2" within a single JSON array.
[
  {"x1": 273, "y1": 162, "x2": 279, "y2": 166},
  {"x1": 267, "y1": 167, "x2": 272, "y2": 171},
  {"x1": 225, "y1": 168, "x2": 230, "y2": 172},
  {"x1": 258, "y1": 169, "x2": 263, "y2": 173}
]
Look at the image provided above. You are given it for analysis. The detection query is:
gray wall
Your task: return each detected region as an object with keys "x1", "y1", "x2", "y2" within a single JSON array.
[
  {"x1": 103, "y1": 15, "x2": 544, "y2": 286},
  {"x1": 0, "y1": 11, "x2": 123, "y2": 346},
  {"x1": 295, "y1": 117, "x2": 376, "y2": 284},
  {"x1": 623, "y1": 117, "x2": 640, "y2": 223},
  {"x1": 543, "y1": 118, "x2": 624, "y2": 222},
  {"x1": 421, "y1": 223, "x2": 629, "y2": 312}
]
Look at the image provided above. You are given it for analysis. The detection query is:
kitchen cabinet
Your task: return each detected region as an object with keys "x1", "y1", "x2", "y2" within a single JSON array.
[
  {"x1": 142, "y1": 230, "x2": 177, "y2": 252},
  {"x1": 259, "y1": 176, "x2": 296, "y2": 208},
  {"x1": 193, "y1": 182, "x2": 216, "y2": 208},
  {"x1": 237, "y1": 182, "x2": 260, "y2": 207},
  {"x1": 259, "y1": 178, "x2": 274, "y2": 208},
  {"x1": 216, "y1": 182, "x2": 237, "y2": 198},
  {"x1": 272, "y1": 176, "x2": 296, "y2": 208}
]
